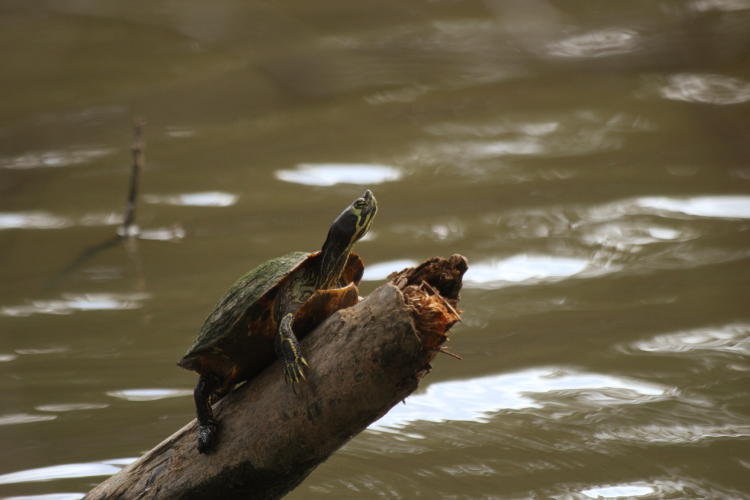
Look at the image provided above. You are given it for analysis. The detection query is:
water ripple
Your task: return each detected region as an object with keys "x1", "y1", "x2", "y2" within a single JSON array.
[
  {"x1": 78, "y1": 212, "x2": 123, "y2": 227},
  {"x1": 459, "y1": 139, "x2": 543, "y2": 158},
  {"x1": 659, "y1": 73, "x2": 750, "y2": 105},
  {"x1": 630, "y1": 323, "x2": 750, "y2": 356},
  {"x1": 1, "y1": 211, "x2": 118, "y2": 231},
  {"x1": 0, "y1": 458, "x2": 134, "y2": 485},
  {"x1": 691, "y1": 0, "x2": 750, "y2": 11},
  {"x1": 464, "y1": 254, "x2": 591, "y2": 289},
  {"x1": 581, "y1": 484, "x2": 655, "y2": 498},
  {"x1": 0, "y1": 210, "x2": 187, "y2": 240},
  {"x1": 569, "y1": 478, "x2": 750, "y2": 499},
  {"x1": 365, "y1": 85, "x2": 430, "y2": 105},
  {"x1": 580, "y1": 221, "x2": 691, "y2": 251},
  {"x1": 371, "y1": 367, "x2": 668, "y2": 431},
  {"x1": 391, "y1": 220, "x2": 466, "y2": 243},
  {"x1": 0, "y1": 413, "x2": 57, "y2": 426},
  {"x1": 362, "y1": 260, "x2": 418, "y2": 281},
  {"x1": 106, "y1": 388, "x2": 193, "y2": 401},
  {"x1": 275, "y1": 163, "x2": 402, "y2": 186},
  {"x1": 15, "y1": 347, "x2": 68, "y2": 355},
  {"x1": 426, "y1": 120, "x2": 559, "y2": 138},
  {"x1": 1, "y1": 293, "x2": 150, "y2": 317},
  {"x1": 143, "y1": 191, "x2": 238, "y2": 207},
  {"x1": 634, "y1": 196, "x2": 750, "y2": 219},
  {"x1": 138, "y1": 225, "x2": 187, "y2": 241},
  {"x1": 0, "y1": 212, "x2": 71, "y2": 230},
  {"x1": 164, "y1": 125, "x2": 197, "y2": 139},
  {"x1": 36, "y1": 403, "x2": 109, "y2": 413},
  {"x1": 414, "y1": 112, "x2": 649, "y2": 170},
  {"x1": 596, "y1": 423, "x2": 750, "y2": 445},
  {"x1": 583, "y1": 195, "x2": 750, "y2": 222},
  {"x1": 546, "y1": 29, "x2": 640, "y2": 58},
  {"x1": 4, "y1": 494, "x2": 84, "y2": 500},
  {"x1": 0, "y1": 148, "x2": 114, "y2": 170}
]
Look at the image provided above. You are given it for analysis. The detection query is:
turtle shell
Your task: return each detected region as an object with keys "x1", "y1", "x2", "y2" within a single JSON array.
[{"x1": 178, "y1": 251, "x2": 364, "y2": 383}]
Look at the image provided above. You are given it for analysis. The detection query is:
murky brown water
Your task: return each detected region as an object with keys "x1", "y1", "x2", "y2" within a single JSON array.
[{"x1": 2, "y1": 1, "x2": 750, "y2": 499}]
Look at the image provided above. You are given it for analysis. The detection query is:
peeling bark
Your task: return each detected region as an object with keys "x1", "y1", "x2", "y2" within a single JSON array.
[{"x1": 85, "y1": 255, "x2": 467, "y2": 500}]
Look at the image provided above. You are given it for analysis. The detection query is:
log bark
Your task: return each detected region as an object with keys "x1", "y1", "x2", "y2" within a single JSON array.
[{"x1": 85, "y1": 255, "x2": 468, "y2": 500}]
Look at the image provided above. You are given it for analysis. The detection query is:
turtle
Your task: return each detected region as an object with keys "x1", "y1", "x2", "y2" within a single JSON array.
[{"x1": 178, "y1": 189, "x2": 377, "y2": 454}]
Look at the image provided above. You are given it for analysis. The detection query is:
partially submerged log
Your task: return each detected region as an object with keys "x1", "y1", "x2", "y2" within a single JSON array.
[{"x1": 85, "y1": 255, "x2": 468, "y2": 500}]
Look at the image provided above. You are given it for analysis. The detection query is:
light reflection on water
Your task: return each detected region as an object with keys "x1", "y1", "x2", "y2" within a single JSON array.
[
  {"x1": 370, "y1": 367, "x2": 667, "y2": 432},
  {"x1": 580, "y1": 195, "x2": 750, "y2": 229},
  {"x1": 0, "y1": 458, "x2": 135, "y2": 486},
  {"x1": 634, "y1": 196, "x2": 750, "y2": 219},
  {"x1": 0, "y1": 212, "x2": 131, "y2": 231},
  {"x1": 4, "y1": 494, "x2": 84, "y2": 500},
  {"x1": 137, "y1": 225, "x2": 186, "y2": 241},
  {"x1": 35, "y1": 403, "x2": 109, "y2": 413},
  {"x1": 0, "y1": 293, "x2": 150, "y2": 317},
  {"x1": 691, "y1": 0, "x2": 750, "y2": 11},
  {"x1": 546, "y1": 28, "x2": 640, "y2": 58},
  {"x1": 463, "y1": 255, "x2": 591, "y2": 289},
  {"x1": 0, "y1": 212, "x2": 71, "y2": 231},
  {"x1": 143, "y1": 191, "x2": 238, "y2": 207},
  {"x1": 630, "y1": 323, "x2": 750, "y2": 356},
  {"x1": 0, "y1": 148, "x2": 113, "y2": 170},
  {"x1": 0, "y1": 211, "x2": 186, "y2": 243},
  {"x1": 658, "y1": 73, "x2": 750, "y2": 105},
  {"x1": 391, "y1": 220, "x2": 466, "y2": 243},
  {"x1": 105, "y1": 388, "x2": 193, "y2": 402},
  {"x1": 275, "y1": 163, "x2": 402, "y2": 186},
  {"x1": 581, "y1": 222, "x2": 688, "y2": 252},
  {"x1": 164, "y1": 125, "x2": 197, "y2": 139},
  {"x1": 77, "y1": 212, "x2": 123, "y2": 227},
  {"x1": 411, "y1": 111, "x2": 651, "y2": 174},
  {"x1": 361, "y1": 260, "x2": 419, "y2": 281},
  {"x1": 573, "y1": 478, "x2": 749, "y2": 500},
  {"x1": 14, "y1": 347, "x2": 69, "y2": 356},
  {"x1": 0, "y1": 413, "x2": 57, "y2": 426},
  {"x1": 425, "y1": 119, "x2": 560, "y2": 138},
  {"x1": 580, "y1": 484, "x2": 655, "y2": 498},
  {"x1": 596, "y1": 423, "x2": 750, "y2": 445}
]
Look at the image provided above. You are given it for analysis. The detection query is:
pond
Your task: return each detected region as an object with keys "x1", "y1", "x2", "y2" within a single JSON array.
[{"x1": 1, "y1": 1, "x2": 749, "y2": 498}]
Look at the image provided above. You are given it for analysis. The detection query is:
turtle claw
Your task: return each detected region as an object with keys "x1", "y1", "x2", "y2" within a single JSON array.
[
  {"x1": 197, "y1": 419, "x2": 219, "y2": 454},
  {"x1": 282, "y1": 355, "x2": 308, "y2": 386}
]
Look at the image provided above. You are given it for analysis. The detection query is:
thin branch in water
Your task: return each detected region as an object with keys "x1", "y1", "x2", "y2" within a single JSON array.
[
  {"x1": 47, "y1": 120, "x2": 147, "y2": 288},
  {"x1": 120, "y1": 119, "x2": 145, "y2": 238}
]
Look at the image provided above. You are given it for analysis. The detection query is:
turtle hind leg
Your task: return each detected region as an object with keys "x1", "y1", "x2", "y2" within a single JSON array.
[
  {"x1": 276, "y1": 313, "x2": 309, "y2": 386},
  {"x1": 194, "y1": 373, "x2": 221, "y2": 454}
]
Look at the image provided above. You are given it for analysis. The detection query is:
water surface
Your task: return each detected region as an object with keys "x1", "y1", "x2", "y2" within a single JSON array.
[{"x1": 1, "y1": 1, "x2": 749, "y2": 498}]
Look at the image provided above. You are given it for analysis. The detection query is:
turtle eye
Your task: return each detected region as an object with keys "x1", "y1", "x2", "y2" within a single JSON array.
[{"x1": 353, "y1": 198, "x2": 366, "y2": 210}]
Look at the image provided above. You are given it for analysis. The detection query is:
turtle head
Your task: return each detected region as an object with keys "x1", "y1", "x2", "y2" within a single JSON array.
[
  {"x1": 331, "y1": 189, "x2": 377, "y2": 247},
  {"x1": 319, "y1": 190, "x2": 377, "y2": 286}
]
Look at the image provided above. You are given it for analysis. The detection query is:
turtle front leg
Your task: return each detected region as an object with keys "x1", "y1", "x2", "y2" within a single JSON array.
[
  {"x1": 194, "y1": 373, "x2": 221, "y2": 454},
  {"x1": 276, "y1": 313, "x2": 309, "y2": 385}
]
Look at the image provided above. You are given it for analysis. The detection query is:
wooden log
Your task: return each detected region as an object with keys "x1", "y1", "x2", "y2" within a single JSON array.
[{"x1": 85, "y1": 255, "x2": 468, "y2": 500}]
